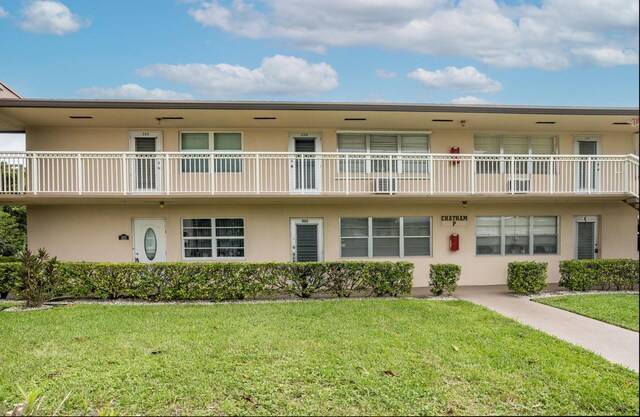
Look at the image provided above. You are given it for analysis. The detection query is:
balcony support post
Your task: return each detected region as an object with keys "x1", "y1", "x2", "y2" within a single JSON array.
[
  {"x1": 122, "y1": 154, "x2": 128, "y2": 195},
  {"x1": 345, "y1": 155, "x2": 350, "y2": 195},
  {"x1": 76, "y1": 154, "x2": 83, "y2": 195},
  {"x1": 549, "y1": 156, "x2": 554, "y2": 194},
  {"x1": 510, "y1": 156, "x2": 515, "y2": 194},
  {"x1": 623, "y1": 156, "x2": 628, "y2": 194},
  {"x1": 388, "y1": 154, "x2": 393, "y2": 195},
  {"x1": 426, "y1": 155, "x2": 431, "y2": 195},
  {"x1": 587, "y1": 156, "x2": 592, "y2": 194},
  {"x1": 470, "y1": 155, "x2": 475, "y2": 195},
  {"x1": 214, "y1": 154, "x2": 216, "y2": 195},
  {"x1": 165, "y1": 154, "x2": 171, "y2": 195},
  {"x1": 31, "y1": 153, "x2": 38, "y2": 195},
  {"x1": 255, "y1": 154, "x2": 260, "y2": 194}
]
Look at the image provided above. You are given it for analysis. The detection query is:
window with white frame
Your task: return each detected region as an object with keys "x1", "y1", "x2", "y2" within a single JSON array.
[
  {"x1": 180, "y1": 132, "x2": 243, "y2": 173},
  {"x1": 182, "y1": 218, "x2": 244, "y2": 259},
  {"x1": 476, "y1": 216, "x2": 558, "y2": 256},
  {"x1": 341, "y1": 217, "x2": 431, "y2": 258},
  {"x1": 474, "y1": 135, "x2": 557, "y2": 174},
  {"x1": 337, "y1": 132, "x2": 430, "y2": 174}
]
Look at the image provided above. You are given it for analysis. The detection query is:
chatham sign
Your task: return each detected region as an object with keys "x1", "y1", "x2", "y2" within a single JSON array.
[{"x1": 441, "y1": 215, "x2": 468, "y2": 226}]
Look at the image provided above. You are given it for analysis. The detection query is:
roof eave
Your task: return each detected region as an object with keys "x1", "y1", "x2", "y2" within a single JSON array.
[{"x1": 0, "y1": 98, "x2": 637, "y2": 116}]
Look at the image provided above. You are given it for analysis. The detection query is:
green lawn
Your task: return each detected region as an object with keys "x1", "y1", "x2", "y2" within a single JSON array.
[
  {"x1": 0, "y1": 300, "x2": 23, "y2": 310},
  {"x1": 535, "y1": 294, "x2": 639, "y2": 332},
  {"x1": 0, "y1": 299, "x2": 638, "y2": 416}
]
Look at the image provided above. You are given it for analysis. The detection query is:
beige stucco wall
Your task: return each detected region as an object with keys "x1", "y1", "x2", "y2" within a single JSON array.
[
  {"x1": 27, "y1": 201, "x2": 638, "y2": 287},
  {"x1": 26, "y1": 127, "x2": 637, "y2": 155},
  {"x1": 22, "y1": 125, "x2": 638, "y2": 287}
]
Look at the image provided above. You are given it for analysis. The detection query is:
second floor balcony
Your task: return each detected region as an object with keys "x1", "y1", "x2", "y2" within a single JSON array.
[{"x1": 0, "y1": 152, "x2": 638, "y2": 199}]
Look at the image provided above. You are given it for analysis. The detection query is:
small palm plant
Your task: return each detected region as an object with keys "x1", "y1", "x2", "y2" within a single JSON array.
[{"x1": 15, "y1": 248, "x2": 60, "y2": 308}]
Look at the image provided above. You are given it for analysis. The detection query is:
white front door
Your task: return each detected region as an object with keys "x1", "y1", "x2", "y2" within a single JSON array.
[
  {"x1": 574, "y1": 216, "x2": 599, "y2": 259},
  {"x1": 289, "y1": 133, "x2": 322, "y2": 194},
  {"x1": 290, "y1": 218, "x2": 323, "y2": 262},
  {"x1": 574, "y1": 136, "x2": 600, "y2": 192},
  {"x1": 133, "y1": 218, "x2": 167, "y2": 263},
  {"x1": 129, "y1": 131, "x2": 163, "y2": 192}
]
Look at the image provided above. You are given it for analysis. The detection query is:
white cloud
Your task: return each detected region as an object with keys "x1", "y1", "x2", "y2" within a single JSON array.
[
  {"x1": 375, "y1": 69, "x2": 397, "y2": 79},
  {"x1": 187, "y1": 0, "x2": 639, "y2": 69},
  {"x1": 19, "y1": 1, "x2": 89, "y2": 35},
  {"x1": 571, "y1": 47, "x2": 639, "y2": 67},
  {"x1": 77, "y1": 84, "x2": 194, "y2": 100},
  {"x1": 136, "y1": 55, "x2": 339, "y2": 97},
  {"x1": 0, "y1": 6, "x2": 9, "y2": 18},
  {"x1": 189, "y1": 0, "x2": 268, "y2": 39},
  {"x1": 408, "y1": 66, "x2": 502, "y2": 93},
  {"x1": 451, "y1": 96, "x2": 492, "y2": 105}
]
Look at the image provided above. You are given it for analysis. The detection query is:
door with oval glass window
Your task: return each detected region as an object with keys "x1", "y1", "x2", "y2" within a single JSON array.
[{"x1": 133, "y1": 219, "x2": 166, "y2": 262}]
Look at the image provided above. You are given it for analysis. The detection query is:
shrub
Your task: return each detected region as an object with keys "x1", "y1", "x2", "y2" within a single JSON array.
[
  {"x1": 367, "y1": 262, "x2": 414, "y2": 297},
  {"x1": 41, "y1": 260, "x2": 415, "y2": 301},
  {"x1": 559, "y1": 259, "x2": 639, "y2": 291},
  {"x1": 324, "y1": 262, "x2": 367, "y2": 298},
  {"x1": 0, "y1": 261, "x2": 20, "y2": 298},
  {"x1": 429, "y1": 264, "x2": 461, "y2": 296},
  {"x1": 507, "y1": 261, "x2": 547, "y2": 295},
  {"x1": 0, "y1": 255, "x2": 19, "y2": 263},
  {"x1": 15, "y1": 248, "x2": 61, "y2": 308}
]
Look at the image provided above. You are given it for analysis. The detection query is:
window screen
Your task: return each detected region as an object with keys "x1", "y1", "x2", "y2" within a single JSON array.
[
  {"x1": 476, "y1": 216, "x2": 558, "y2": 256},
  {"x1": 476, "y1": 217, "x2": 501, "y2": 255},
  {"x1": 403, "y1": 217, "x2": 431, "y2": 256},
  {"x1": 340, "y1": 216, "x2": 431, "y2": 258},
  {"x1": 533, "y1": 216, "x2": 558, "y2": 254},
  {"x1": 215, "y1": 218, "x2": 244, "y2": 258},
  {"x1": 337, "y1": 134, "x2": 367, "y2": 173},
  {"x1": 214, "y1": 133, "x2": 242, "y2": 173},
  {"x1": 372, "y1": 218, "x2": 400, "y2": 257},
  {"x1": 401, "y1": 135, "x2": 429, "y2": 173},
  {"x1": 182, "y1": 218, "x2": 213, "y2": 258},
  {"x1": 504, "y1": 216, "x2": 530, "y2": 254},
  {"x1": 340, "y1": 218, "x2": 369, "y2": 257},
  {"x1": 336, "y1": 133, "x2": 430, "y2": 174},
  {"x1": 181, "y1": 133, "x2": 210, "y2": 173},
  {"x1": 183, "y1": 218, "x2": 244, "y2": 259}
]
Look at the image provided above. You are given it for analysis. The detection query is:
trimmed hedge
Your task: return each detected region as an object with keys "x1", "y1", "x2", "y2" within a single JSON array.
[
  {"x1": 2, "y1": 261, "x2": 414, "y2": 301},
  {"x1": 0, "y1": 256, "x2": 19, "y2": 263},
  {"x1": 559, "y1": 259, "x2": 639, "y2": 291},
  {"x1": 507, "y1": 261, "x2": 547, "y2": 295},
  {"x1": 429, "y1": 264, "x2": 461, "y2": 296},
  {"x1": 0, "y1": 262, "x2": 20, "y2": 298}
]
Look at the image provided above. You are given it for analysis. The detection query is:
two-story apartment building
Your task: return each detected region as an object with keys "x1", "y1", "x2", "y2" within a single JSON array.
[{"x1": 0, "y1": 94, "x2": 637, "y2": 287}]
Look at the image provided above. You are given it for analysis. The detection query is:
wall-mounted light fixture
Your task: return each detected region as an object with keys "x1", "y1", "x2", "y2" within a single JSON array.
[
  {"x1": 460, "y1": 120, "x2": 466, "y2": 127},
  {"x1": 462, "y1": 201, "x2": 468, "y2": 208},
  {"x1": 159, "y1": 201, "x2": 165, "y2": 209}
]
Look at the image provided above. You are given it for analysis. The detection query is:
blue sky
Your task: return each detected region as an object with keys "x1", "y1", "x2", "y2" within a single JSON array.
[{"x1": 0, "y1": 0, "x2": 638, "y2": 107}]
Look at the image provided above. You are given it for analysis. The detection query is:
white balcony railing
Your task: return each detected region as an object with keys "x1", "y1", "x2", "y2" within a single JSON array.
[{"x1": 0, "y1": 152, "x2": 637, "y2": 198}]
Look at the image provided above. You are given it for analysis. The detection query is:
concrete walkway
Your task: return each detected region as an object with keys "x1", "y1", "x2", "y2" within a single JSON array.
[{"x1": 454, "y1": 285, "x2": 639, "y2": 373}]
